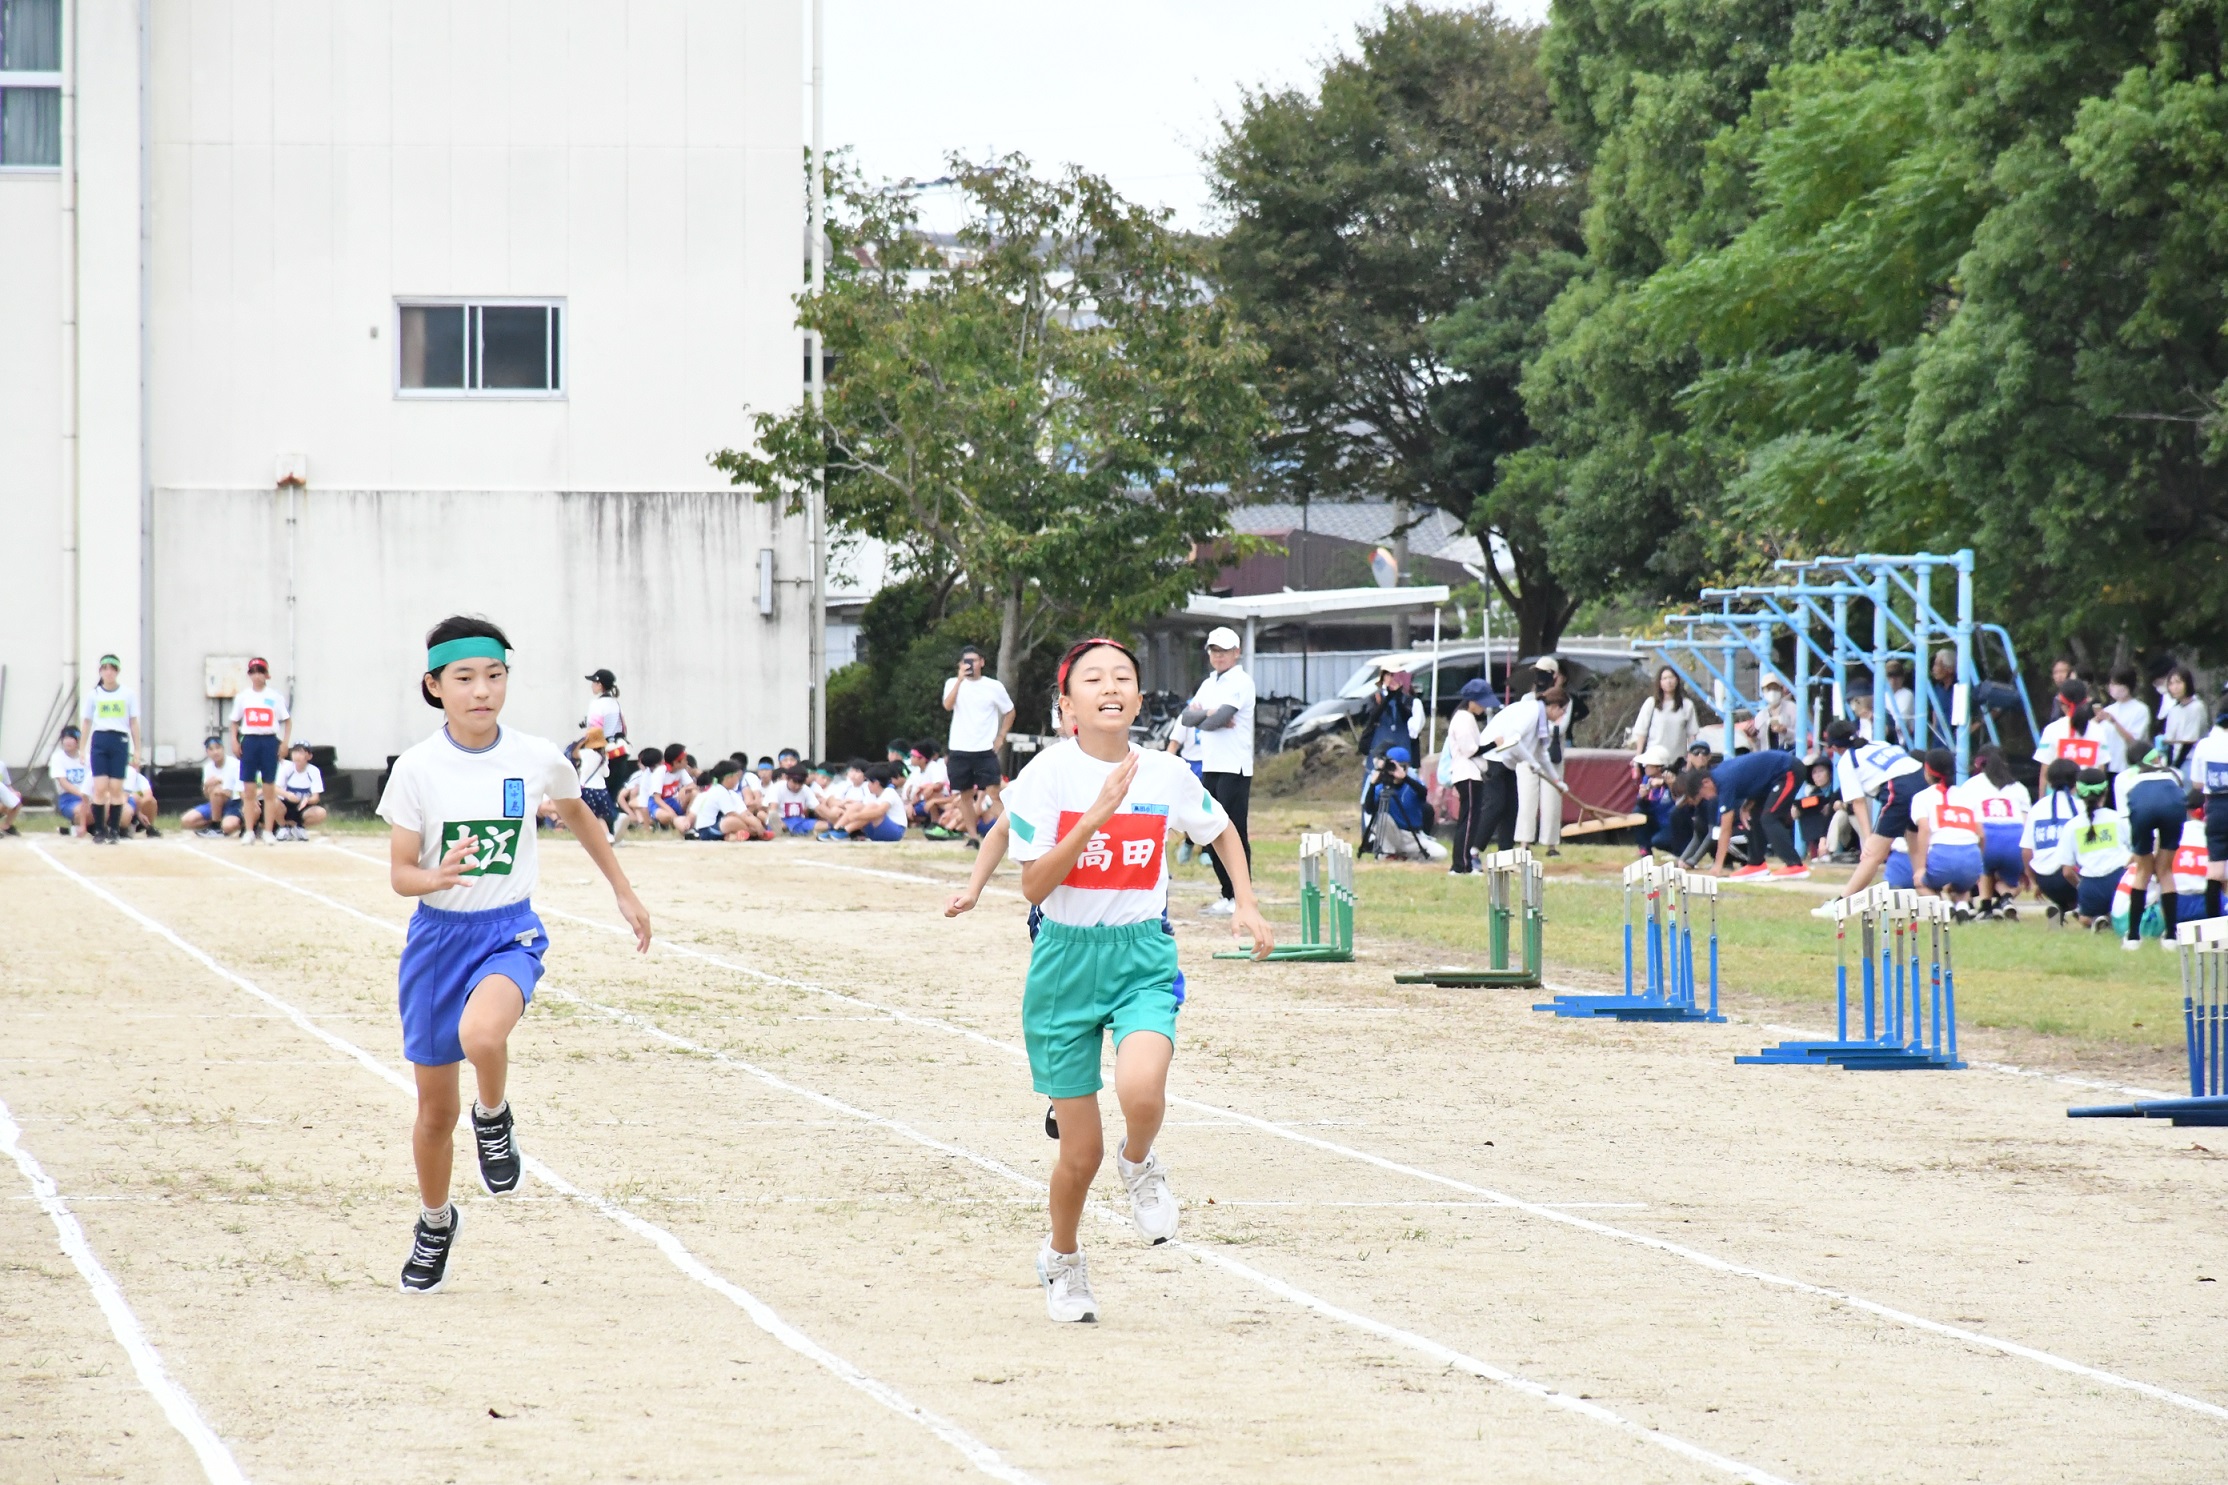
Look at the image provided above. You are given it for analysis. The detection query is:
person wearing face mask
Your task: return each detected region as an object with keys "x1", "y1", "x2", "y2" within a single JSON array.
[{"x1": 2098, "y1": 665, "x2": 2153, "y2": 775}]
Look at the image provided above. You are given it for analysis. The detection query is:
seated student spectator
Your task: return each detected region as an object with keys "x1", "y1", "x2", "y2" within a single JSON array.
[
  {"x1": 1364, "y1": 749, "x2": 1441, "y2": 861},
  {"x1": 0, "y1": 758, "x2": 20, "y2": 836},
  {"x1": 1792, "y1": 756, "x2": 1837, "y2": 861},
  {"x1": 818, "y1": 759, "x2": 871, "y2": 823},
  {"x1": 1961, "y1": 744, "x2": 2031, "y2": 919},
  {"x1": 47, "y1": 726, "x2": 93, "y2": 837},
  {"x1": 1910, "y1": 749, "x2": 1983, "y2": 918},
  {"x1": 886, "y1": 739, "x2": 916, "y2": 782},
  {"x1": 766, "y1": 765, "x2": 823, "y2": 835},
  {"x1": 2174, "y1": 787, "x2": 2212, "y2": 927},
  {"x1": 122, "y1": 762, "x2": 161, "y2": 837},
  {"x1": 650, "y1": 743, "x2": 696, "y2": 828},
  {"x1": 181, "y1": 737, "x2": 244, "y2": 838},
  {"x1": 909, "y1": 743, "x2": 956, "y2": 833},
  {"x1": 776, "y1": 747, "x2": 803, "y2": 774},
  {"x1": 823, "y1": 765, "x2": 909, "y2": 841},
  {"x1": 2067, "y1": 768, "x2": 2132, "y2": 931},
  {"x1": 1631, "y1": 748, "x2": 1675, "y2": 860},
  {"x1": 275, "y1": 741, "x2": 327, "y2": 839},
  {"x1": 686, "y1": 760, "x2": 762, "y2": 841},
  {"x1": 754, "y1": 756, "x2": 778, "y2": 794},
  {"x1": 618, "y1": 746, "x2": 664, "y2": 834},
  {"x1": 2023, "y1": 759, "x2": 2083, "y2": 921},
  {"x1": 2114, "y1": 746, "x2": 2187, "y2": 950},
  {"x1": 1698, "y1": 746, "x2": 1808, "y2": 878}
]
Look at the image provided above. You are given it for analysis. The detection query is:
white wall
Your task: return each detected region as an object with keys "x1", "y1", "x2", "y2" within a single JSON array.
[{"x1": 0, "y1": 163, "x2": 69, "y2": 767}]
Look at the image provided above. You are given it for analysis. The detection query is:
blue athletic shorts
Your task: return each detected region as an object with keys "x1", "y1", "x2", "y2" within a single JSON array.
[
  {"x1": 398, "y1": 900, "x2": 546, "y2": 1066},
  {"x1": 89, "y1": 731, "x2": 129, "y2": 780},
  {"x1": 57, "y1": 792, "x2": 83, "y2": 819},
  {"x1": 1981, "y1": 824, "x2": 2024, "y2": 884},
  {"x1": 862, "y1": 816, "x2": 905, "y2": 842},
  {"x1": 239, "y1": 734, "x2": 280, "y2": 784},
  {"x1": 1885, "y1": 851, "x2": 1914, "y2": 890},
  {"x1": 783, "y1": 815, "x2": 815, "y2": 834},
  {"x1": 2077, "y1": 869, "x2": 2124, "y2": 922},
  {"x1": 1923, "y1": 844, "x2": 1981, "y2": 892}
]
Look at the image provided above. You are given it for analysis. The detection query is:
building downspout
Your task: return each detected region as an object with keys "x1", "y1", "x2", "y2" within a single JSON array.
[
  {"x1": 59, "y1": 0, "x2": 80, "y2": 712},
  {"x1": 136, "y1": 0, "x2": 155, "y2": 750}
]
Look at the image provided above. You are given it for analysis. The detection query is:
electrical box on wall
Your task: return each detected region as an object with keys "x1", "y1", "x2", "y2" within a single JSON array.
[{"x1": 205, "y1": 656, "x2": 250, "y2": 699}]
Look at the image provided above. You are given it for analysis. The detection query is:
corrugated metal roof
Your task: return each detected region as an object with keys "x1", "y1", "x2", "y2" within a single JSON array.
[{"x1": 1229, "y1": 502, "x2": 1486, "y2": 567}]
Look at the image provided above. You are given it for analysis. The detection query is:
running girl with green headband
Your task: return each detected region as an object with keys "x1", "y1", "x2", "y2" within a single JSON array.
[{"x1": 377, "y1": 615, "x2": 652, "y2": 1294}]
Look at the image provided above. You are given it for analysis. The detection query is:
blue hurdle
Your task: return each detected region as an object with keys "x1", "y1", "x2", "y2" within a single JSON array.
[
  {"x1": 1739, "y1": 886, "x2": 1964, "y2": 1070},
  {"x1": 2069, "y1": 917, "x2": 2228, "y2": 1126},
  {"x1": 1535, "y1": 860, "x2": 1722, "y2": 1022}
]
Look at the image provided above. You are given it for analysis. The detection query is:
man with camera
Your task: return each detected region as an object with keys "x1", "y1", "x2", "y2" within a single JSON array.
[
  {"x1": 1364, "y1": 747, "x2": 1441, "y2": 861},
  {"x1": 941, "y1": 645, "x2": 1016, "y2": 848}
]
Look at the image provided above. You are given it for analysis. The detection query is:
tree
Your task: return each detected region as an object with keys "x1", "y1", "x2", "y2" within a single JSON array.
[
  {"x1": 1209, "y1": 3, "x2": 1584, "y2": 655},
  {"x1": 714, "y1": 157, "x2": 1268, "y2": 687}
]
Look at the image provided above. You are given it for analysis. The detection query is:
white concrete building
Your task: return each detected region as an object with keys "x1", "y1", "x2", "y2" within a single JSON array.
[{"x1": 1, "y1": 0, "x2": 810, "y2": 789}]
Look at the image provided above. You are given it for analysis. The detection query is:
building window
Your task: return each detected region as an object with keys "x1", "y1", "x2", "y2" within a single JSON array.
[
  {"x1": 0, "y1": 0, "x2": 61, "y2": 169},
  {"x1": 396, "y1": 301, "x2": 564, "y2": 397}
]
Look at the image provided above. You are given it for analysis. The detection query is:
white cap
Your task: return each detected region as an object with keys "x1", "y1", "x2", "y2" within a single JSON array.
[{"x1": 1205, "y1": 626, "x2": 1242, "y2": 651}]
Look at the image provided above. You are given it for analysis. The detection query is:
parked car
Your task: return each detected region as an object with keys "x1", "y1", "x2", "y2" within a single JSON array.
[{"x1": 1277, "y1": 641, "x2": 1646, "y2": 752}]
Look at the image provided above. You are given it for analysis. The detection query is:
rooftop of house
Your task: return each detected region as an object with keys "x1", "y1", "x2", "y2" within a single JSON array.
[{"x1": 1228, "y1": 502, "x2": 1486, "y2": 570}]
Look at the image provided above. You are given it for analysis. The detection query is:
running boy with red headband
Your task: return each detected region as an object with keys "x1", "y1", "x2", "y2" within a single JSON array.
[
  {"x1": 379, "y1": 616, "x2": 651, "y2": 1294},
  {"x1": 1001, "y1": 639, "x2": 1272, "y2": 1323}
]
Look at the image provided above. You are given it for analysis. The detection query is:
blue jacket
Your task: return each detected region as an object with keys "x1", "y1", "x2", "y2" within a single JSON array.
[{"x1": 1372, "y1": 775, "x2": 1431, "y2": 832}]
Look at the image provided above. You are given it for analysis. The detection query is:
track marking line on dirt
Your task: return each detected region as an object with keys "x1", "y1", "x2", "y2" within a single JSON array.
[
  {"x1": 35, "y1": 846, "x2": 1047, "y2": 1485},
  {"x1": 308, "y1": 840, "x2": 2228, "y2": 1426},
  {"x1": 223, "y1": 848, "x2": 1800, "y2": 1482},
  {"x1": 0, "y1": 1095, "x2": 250, "y2": 1485}
]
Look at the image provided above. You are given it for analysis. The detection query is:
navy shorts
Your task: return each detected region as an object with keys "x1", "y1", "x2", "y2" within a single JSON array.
[
  {"x1": 1871, "y1": 771, "x2": 1922, "y2": 838},
  {"x1": 2208, "y1": 798, "x2": 2228, "y2": 863},
  {"x1": 397, "y1": 900, "x2": 546, "y2": 1066},
  {"x1": 2125, "y1": 780, "x2": 2184, "y2": 855},
  {"x1": 239, "y1": 733, "x2": 280, "y2": 784},
  {"x1": 89, "y1": 731, "x2": 129, "y2": 780},
  {"x1": 2077, "y1": 869, "x2": 2124, "y2": 922}
]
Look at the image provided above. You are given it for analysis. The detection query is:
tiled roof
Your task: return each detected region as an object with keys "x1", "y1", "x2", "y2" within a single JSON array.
[{"x1": 1229, "y1": 502, "x2": 1486, "y2": 567}]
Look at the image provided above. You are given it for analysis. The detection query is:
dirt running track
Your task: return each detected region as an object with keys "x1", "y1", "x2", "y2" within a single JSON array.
[{"x1": 2, "y1": 836, "x2": 2223, "y2": 1483}]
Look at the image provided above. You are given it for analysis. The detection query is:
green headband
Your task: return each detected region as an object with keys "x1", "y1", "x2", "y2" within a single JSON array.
[
  {"x1": 426, "y1": 637, "x2": 508, "y2": 671},
  {"x1": 2074, "y1": 779, "x2": 2108, "y2": 798},
  {"x1": 99, "y1": 654, "x2": 120, "y2": 667}
]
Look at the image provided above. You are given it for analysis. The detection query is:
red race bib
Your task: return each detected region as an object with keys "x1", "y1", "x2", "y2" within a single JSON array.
[
  {"x1": 241, "y1": 705, "x2": 275, "y2": 730},
  {"x1": 1056, "y1": 809, "x2": 1166, "y2": 891},
  {"x1": 2055, "y1": 737, "x2": 2101, "y2": 767},
  {"x1": 2176, "y1": 843, "x2": 2209, "y2": 877},
  {"x1": 1934, "y1": 803, "x2": 1978, "y2": 833},
  {"x1": 1979, "y1": 796, "x2": 2019, "y2": 820}
]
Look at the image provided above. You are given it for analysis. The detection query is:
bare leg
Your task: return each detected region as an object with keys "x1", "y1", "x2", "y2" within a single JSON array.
[
  {"x1": 956, "y1": 788, "x2": 981, "y2": 839},
  {"x1": 1840, "y1": 832, "x2": 1896, "y2": 896},
  {"x1": 1046, "y1": 1093, "x2": 1104, "y2": 1253},
  {"x1": 1112, "y1": 1030, "x2": 1172, "y2": 1164},
  {"x1": 410, "y1": 1062, "x2": 461, "y2": 1209},
  {"x1": 457, "y1": 974, "x2": 526, "y2": 1112}
]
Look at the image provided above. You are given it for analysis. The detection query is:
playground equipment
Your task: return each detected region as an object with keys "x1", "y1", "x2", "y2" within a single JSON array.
[
  {"x1": 2067, "y1": 918, "x2": 2228, "y2": 1126},
  {"x1": 1396, "y1": 849, "x2": 1545, "y2": 988},
  {"x1": 1651, "y1": 548, "x2": 2038, "y2": 781},
  {"x1": 1738, "y1": 886, "x2": 1964, "y2": 1070},
  {"x1": 1534, "y1": 861, "x2": 1723, "y2": 1022},
  {"x1": 1217, "y1": 831, "x2": 1354, "y2": 963}
]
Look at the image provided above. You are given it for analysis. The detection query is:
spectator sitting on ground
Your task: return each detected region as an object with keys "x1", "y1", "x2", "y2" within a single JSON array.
[
  {"x1": 47, "y1": 725, "x2": 93, "y2": 837},
  {"x1": 276, "y1": 741, "x2": 327, "y2": 839},
  {"x1": 754, "y1": 756, "x2": 778, "y2": 792},
  {"x1": 818, "y1": 759, "x2": 871, "y2": 823},
  {"x1": 1365, "y1": 748, "x2": 1442, "y2": 861},
  {"x1": 0, "y1": 758, "x2": 20, "y2": 836},
  {"x1": 620, "y1": 746, "x2": 665, "y2": 832},
  {"x1": 686, "y1": 759, "x2": 763, "y2": 840},
  {"x1": 766, "y1": 765, "x2": 822, "y2": 835},
  {"x1": 822, "y1": 764, "x2": 910, "y2": 842},
  {"x1": 181, "y1": 737, "x2": 243, "y2": 838}
]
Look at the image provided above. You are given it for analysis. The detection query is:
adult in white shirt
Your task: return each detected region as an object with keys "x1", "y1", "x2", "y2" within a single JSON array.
[
  {"x1": 581, "y1": 669, "x2": 628, "y2": 778},
  {"x1": 1478, "y1": 685, "x2": 1570, "y2": 852},
  {"x1": 1180, "y1": 626, "x2": 1257, "y2": 916},
  {"x1": 1444, "y1": 678, "x2": 1495, "y2": 873},
  {"x1": 942, "y1": 645, "x2": 1016, "y2": 846},
  {"x1": 1515, "y1": 660, "x2": 1572, "y2": 850},
  {"x1": 1626, "y1": 666, "x2": 1698, "y2": 760},
  {"x1": 2098, "y1": 666, "x2": 2152, "y2": 773}
]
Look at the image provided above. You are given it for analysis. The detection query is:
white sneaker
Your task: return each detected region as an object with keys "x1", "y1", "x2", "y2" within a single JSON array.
[
  {"x1": 2121, "y1": 938, "x2": 2143, "y2": 952},
  {"x1": 1201, "y1": 898, "x2": 1236, "y2": 918},
  {"x1": 1117, "y1": 1147, "x2": 1178, "y2": 1244},
  {"x1": 1809, "y1": 900, "x2": 1841, "y2": 920},
  {"x1": 1036, "y1": 1241, "x2": 1097, "y2": 1323}
]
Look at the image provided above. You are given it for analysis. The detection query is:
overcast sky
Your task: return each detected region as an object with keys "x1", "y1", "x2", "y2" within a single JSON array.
[{"x1": 819, "y1": 1, "x2": 1554, "y2": 231}]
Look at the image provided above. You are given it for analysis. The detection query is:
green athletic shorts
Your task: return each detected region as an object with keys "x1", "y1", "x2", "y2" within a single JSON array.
[{"x1": 1023, "y1": 918, "x2": 1181, "y2": 1099}]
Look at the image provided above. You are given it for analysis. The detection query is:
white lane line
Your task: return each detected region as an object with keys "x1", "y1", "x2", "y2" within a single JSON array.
[
  {"x1": 35, "y1": 845, "x2": 1046, "y2": 1485},
  {"x1": 313, "y1": 840, "x2": 2228, "y2": 1426},
  {"x1": 218, "y1": 850, "x2": 1794, "y2": 1483},
  {"x1": 0, "y1": 1096, "x2": 250, "y2": 1485}
]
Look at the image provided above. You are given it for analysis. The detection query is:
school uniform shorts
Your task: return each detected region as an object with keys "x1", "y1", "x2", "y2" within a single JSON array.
[
  {"x1": 398, "y1": 900, "x2": 547, "y2": 1066},
  {"x1": 1870, "y1": 771, "x2": 1922, "y2": 838},
  {"x1": 239, "y1": 734, "x2": 280, "y2": 784},
  {"x1": 861, "y1": 817, "x2": 905, "y2": 842},
  {"x1": 1981, "y1": 825, "x2": 2024, "y2": 884},
  {"x1": 1885, "y1": 851, "x2": 1914, "y2": 891},
  {"x1": 89, "y1": 732, "x2": 129, "y2": 780},
  {"x1": 2125, "y1": 782, "x2": 2184, "y2": 855},
  {"x1": 2077, "y1": 869, "x2": 2124, "y2": 922},
  {"x1": 1023, "y1": 918, "x2": 1182, "y2": 1099},
  {"x1": 1923, "y1": 844, "x2": 1982, "y2": 893}
]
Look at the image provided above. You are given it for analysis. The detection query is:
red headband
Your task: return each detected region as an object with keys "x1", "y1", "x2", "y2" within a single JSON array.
[{"x1": 1056, "y1": 638, "x2": 1138, "y2": 692}]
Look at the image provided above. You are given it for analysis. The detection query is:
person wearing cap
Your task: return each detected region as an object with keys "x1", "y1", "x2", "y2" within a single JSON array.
[
  {"x1": 1365, "y1": 747, "x2": 1439, "y2": 861},
  {"x1": 80, "y1": 654, "x2": 142, "y2": 844},
  {"x1": 45, "y1": 725, "x2": 93, "y2": 837},
  {"x1": 942, "y1": 645, "x2": 1016, "y2": 848},
  {"x1": 231, "y1": 657, "x2": 292, "y2": 845},
  {"x1": 1443, "y1": 678, "x2": 1496, "y2": 873},
  {"x1": 1632, "y1": 745, "x2": 1678, "y2": 860},
  {"x1": 581, "y1": 669, "x2": 630, "y2": 792},
  {"x1": 1180, "y1": 627, "x2": 1257, "y2": 916}
]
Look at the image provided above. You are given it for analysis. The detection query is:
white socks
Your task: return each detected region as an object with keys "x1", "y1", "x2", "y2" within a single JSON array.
[
  {"x1": 474, "y1": 1100, "x2": 507, "y2": 1120},
  {"x1": 421, "y1": 1203, "x2": 453, "y2": 1230}
]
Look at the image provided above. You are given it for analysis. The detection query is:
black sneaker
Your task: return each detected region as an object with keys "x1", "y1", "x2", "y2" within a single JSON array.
[
  {"x1": 472, "y1": 1104, "x2": 523, "y2": 1195},
  {"x1": 399, "y1": 1208, "x2": 460, "y2": 1294}
]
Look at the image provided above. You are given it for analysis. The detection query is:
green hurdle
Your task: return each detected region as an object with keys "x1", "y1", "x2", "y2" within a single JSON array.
[
  {"x1": 1396, "y1": 848, "x2": 1545, "y2": 988},
  {"x1": 1217, "y1": 831, "x2": 1355, "y2": 962}
]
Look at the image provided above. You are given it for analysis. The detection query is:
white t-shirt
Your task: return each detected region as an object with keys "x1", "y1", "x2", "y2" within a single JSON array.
[
  {"x1": 868, "y1": 786, "x2": 906, "y2": 828},
  {"x1": 2022, "y1": 792, "x2": 2082, "y2": 874},
  {"x1": 690, "y1": 783, "x2": 745, "y2": 831},
  {"x1": 375, "y1": 726, "x2": 579, "y2": 912},
  {"x1": 2161, "y1": 696, "x2": 2209, "y2": 747},
  {"x1": 1910, "y1": 782, "x2": 1979, "y2": 849},
  {"x1": 2100, "y1": 697, "x2": 2152, "y2": 772},
  {"x1": 1836, "y1": 741, "x2": 1924, "y2": 798},
  {"x1": 2188, "y1": 728, "x2": 2228, "y2": 795},
  {"x1": 2068, "y1": 807, "x2": 2131, "y2": 878},
  {"x1": 2034, "y1": 716, "x2": 2109, "y2": 770},
  {"x1": 1002, "y1": 739, "x2": 1230, "y2": 927},
  {"x1": 82, "y1": 685, "x2": 138, "y2": 734},
  {"x1": 124, "y1": 766, "x2": 153, "y2": 796},
  {"x1": 576, "y1": 749, "x2": 610, "y2": 791},
  {"x1": 622, "y1": 765, "x2": 664, "y2": 806},
  {"x1": 1189, "y1": 666, "x2": 1258, "y2": 777},
  {"x1": 48, "y1": 747, "x2": 92, "y2": 797},
  {"x1": 234, "y1": 686, "x2": 290, "y2": 737},
  {"x1": 830, "y1": 776, "x2": 869, "y2": 804},
  {"x1": 767, "y1": 782, "x2": 820, "y2": 822},
  {"x1": 1957, "y1": 776, "x2": 2029, "y2": 834},
  {"x1": 200, "y1": 755, "x2": 243, "y2": 794},
  {"x1": 944, "y1": 675, "x2": 1015, "y2": 753},
  {"x1": 582, "y1": 695, "x2": 625, "y2": 743},
  {"x1": 278, "y1": 761, "x2": 324, "y2": 800}
]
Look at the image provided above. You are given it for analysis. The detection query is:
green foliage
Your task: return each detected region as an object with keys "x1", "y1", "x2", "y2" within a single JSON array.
[
  {"x1": 1210, "y1": 4, "x2": 1584, "y2": 654},
  {"x1": 714, "y1": 156, "x2": 1268, "y2": 684},
  {"x1": 823, "y1": 578, "x2": 1057, "y2": 762}
]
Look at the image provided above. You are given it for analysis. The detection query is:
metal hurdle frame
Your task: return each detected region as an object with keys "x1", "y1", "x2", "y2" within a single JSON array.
[
  {"x1": 1396, "y1": 849, "x2": 1546, "y2": 988},
  {"x1": 1217, "y1": 831, "x2": 1354, "y2": 963},
  {"x1": 2068, "y1": 918, "x2": 2228, "y2": 1125},
  {"x1": 1739, "y1": 886, "x2": 1965, "y2": 1069},
  {"x1": 1532, "y1": 861, "x2": 1724, "y2": 1021}
]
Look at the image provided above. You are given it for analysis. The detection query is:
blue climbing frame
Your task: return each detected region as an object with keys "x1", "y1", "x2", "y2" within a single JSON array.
[
  {"x1": 1650, "y1": 548, "x2": 2038, "y2": 782},
  {"x1": 2068, "y1": 918, "x2": 2228, "y2": 1125}
]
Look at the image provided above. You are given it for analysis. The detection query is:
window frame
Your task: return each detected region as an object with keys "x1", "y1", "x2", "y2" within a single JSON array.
[
  {"x1": 0, "y1": 71, "x2": 62, "y2": 173},
  {"x1": 393, "y1": 297, "x2": 567, "y2": 401}
]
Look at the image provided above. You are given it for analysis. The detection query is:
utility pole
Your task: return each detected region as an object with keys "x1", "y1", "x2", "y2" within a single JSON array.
[{"x1": 808, "y1": 0, "x2": 828, "y2": 761}]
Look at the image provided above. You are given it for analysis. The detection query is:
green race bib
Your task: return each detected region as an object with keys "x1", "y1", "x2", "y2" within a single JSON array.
[
  {"x1": 92, "y1": 693, "x2": 130, "y2": 725},
  {"x1": 439, "y1": 820, "x2": 524, "y2": 877}
]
